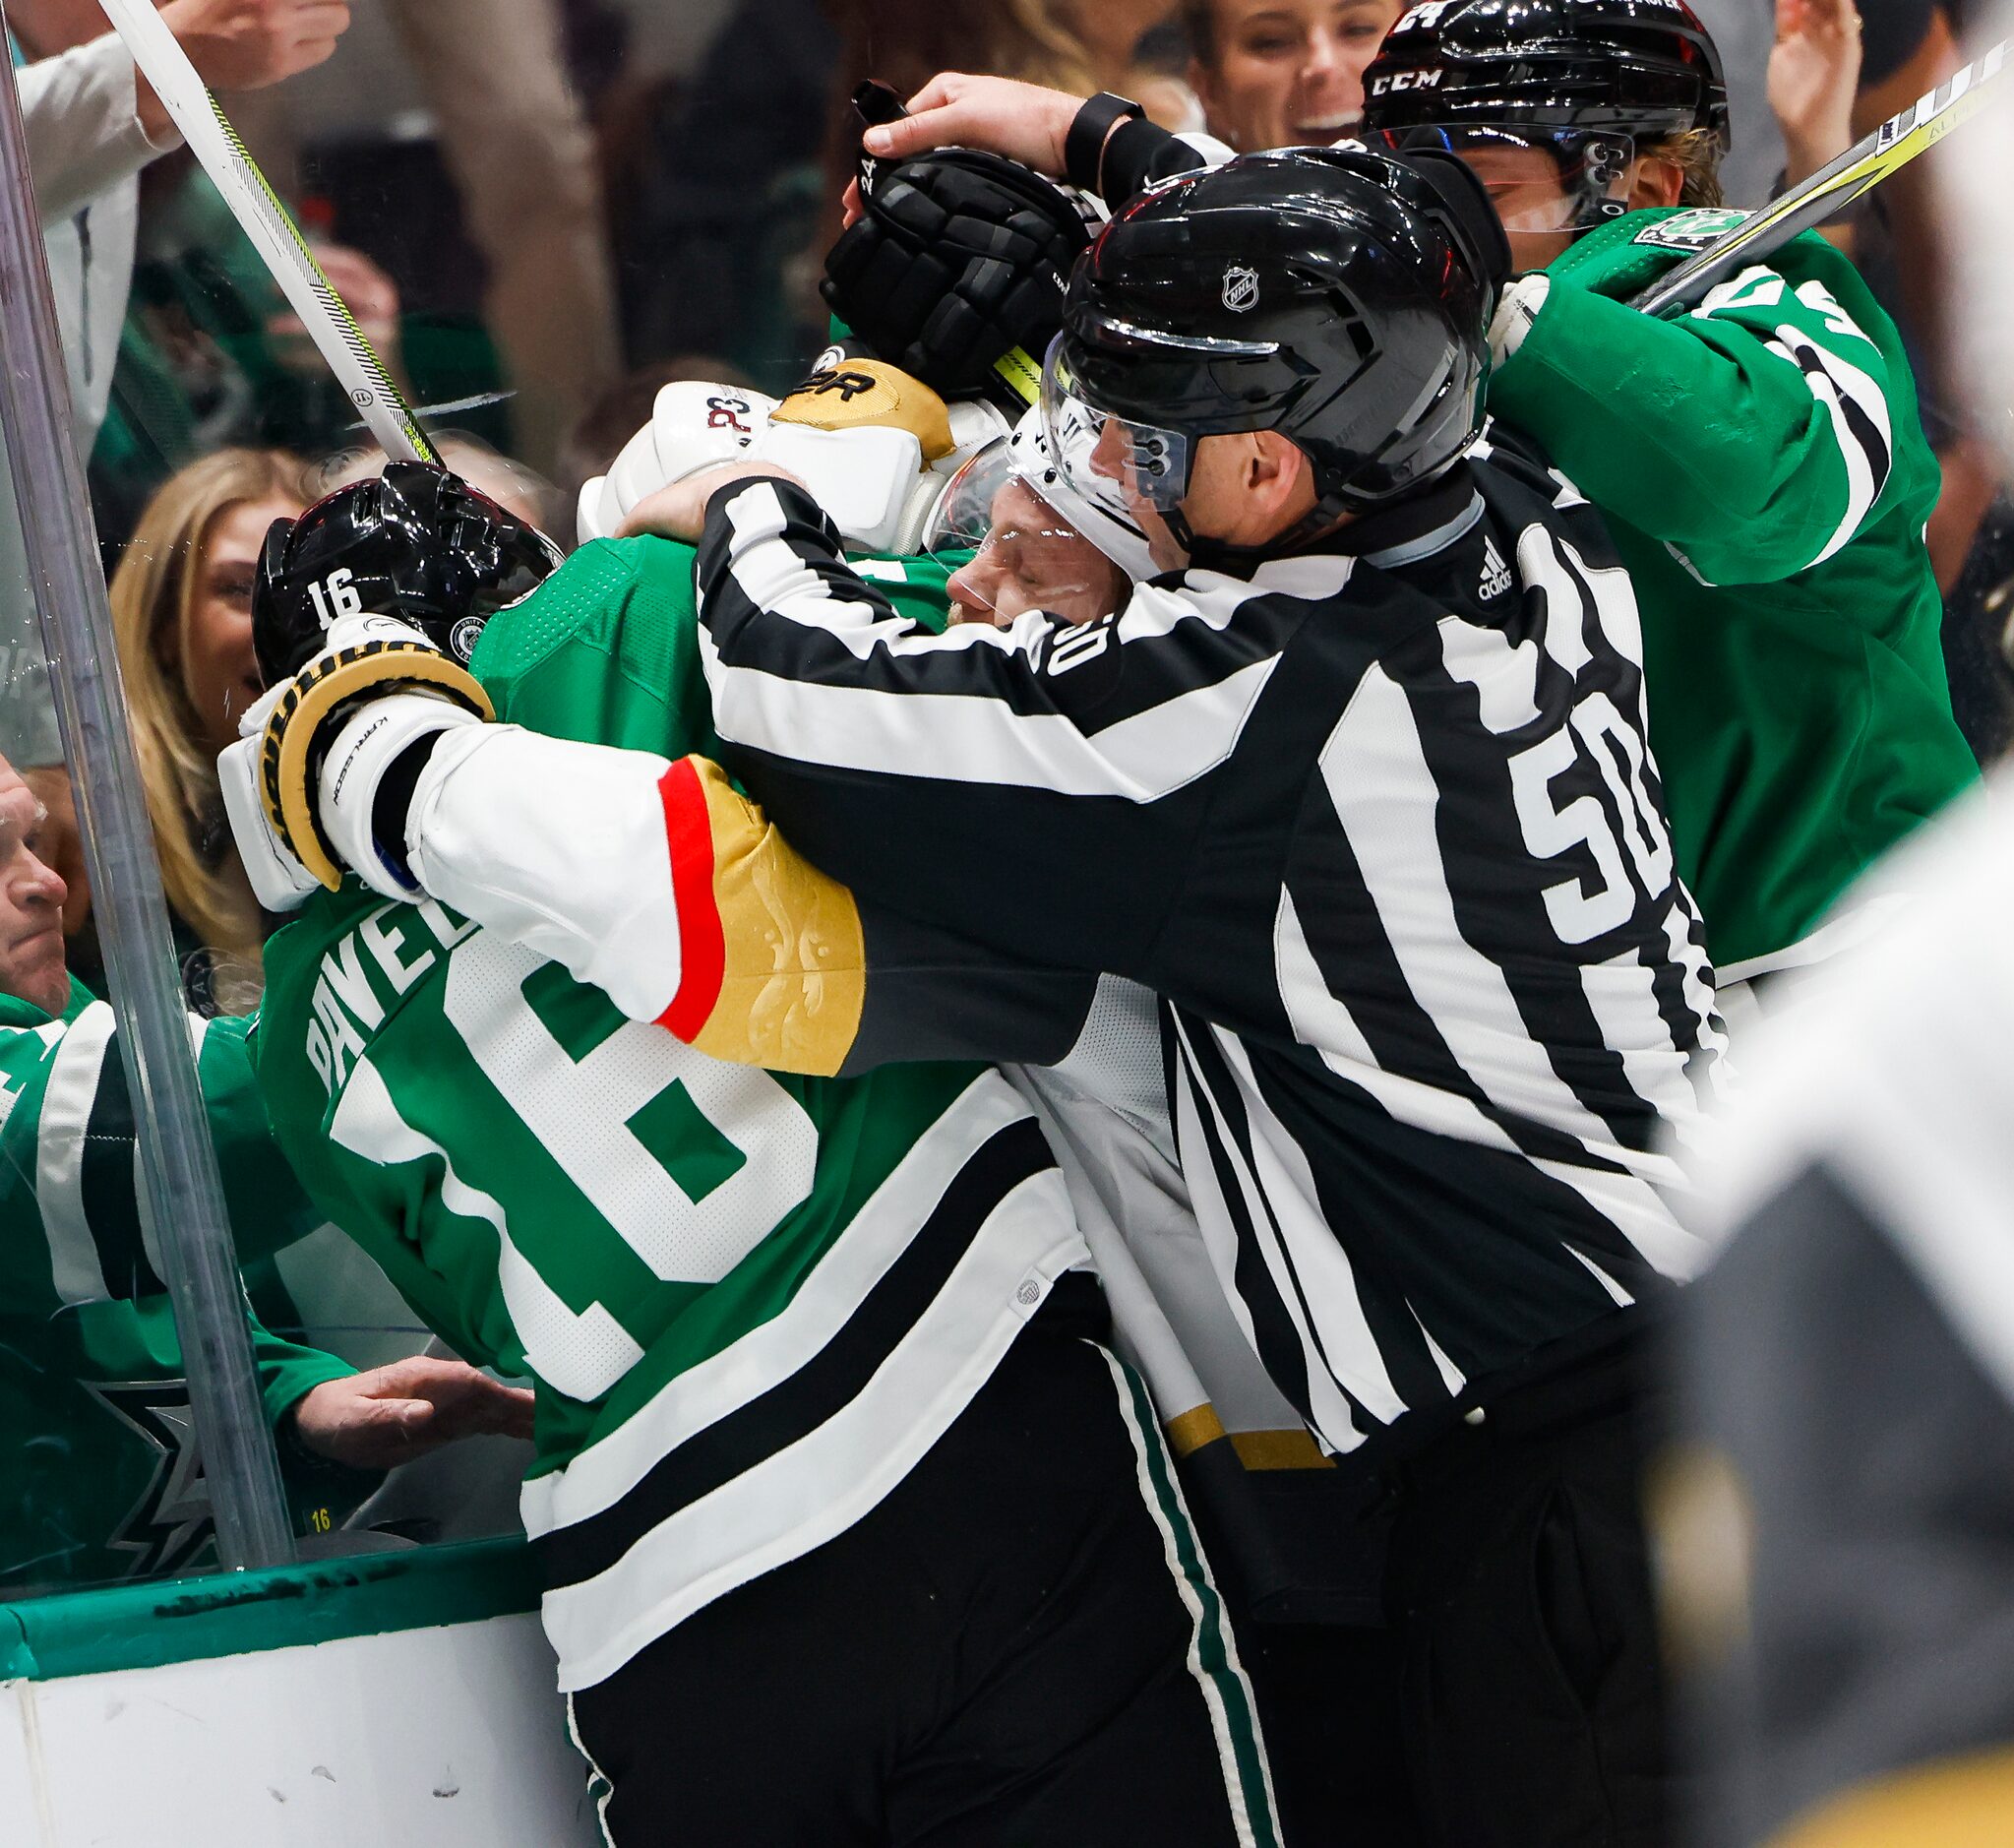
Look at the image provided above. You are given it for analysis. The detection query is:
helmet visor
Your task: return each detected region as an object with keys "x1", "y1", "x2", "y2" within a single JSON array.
[
  {"x1": 1364, "y1": 126, "x2": 1634, "y2": 233},
  {"x1": 923, "y1": 435, "x2": 1016, "y2": 562},
  {"x1": 1039, "y1": 335, "x2": 1194, "y2": 535},
  {"x1": 929, "y1": 431, "x2": 1131, "y2": 627}
]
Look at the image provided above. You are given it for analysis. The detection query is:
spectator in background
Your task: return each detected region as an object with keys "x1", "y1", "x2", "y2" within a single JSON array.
[
  {"x1": 8, "y1": 0, "x2": 352, "y2": 451},
  {"x1": 1770, "y1": 0, "x2": 1864, "y2": 196},
  {"x1": 827, "y1": 0, "x2": 1183, "y2": 103},
  {"x1": 1845, "y1": 0, "x2": 2014, "y2": 752},
  {"x1": 90, "y1": 154, "x2": 401, "y2": 555},
  {"x1": 232, "y1": 0, "x2": 621, "y2": 475},
  {"x1": 1179, "y1": 0, "x2": 1404, "y2": 150},
  {"x1": 378, "y1": 0, "x2": 619, "y2": 473},
  {"x1": 0, "y1": 746, "x2": 535, "y2": 1594},
  {"x1": 0, "y1": 0, "x2": 353, "y2": 979},
  {"x1": 106, "y1": 447, "x2": 310, "y2": 1015}
]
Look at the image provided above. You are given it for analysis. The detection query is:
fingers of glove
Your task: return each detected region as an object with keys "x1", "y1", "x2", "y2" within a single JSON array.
[
  {"x1": 876, "y1": 175, "x2": 949, "y2": 240},
  {"x1": 578, "y1": 473, "x2": 617, "y2": 545},
  {"x1": 218, "y1": 732, "x2": 321, "y2": 912},
  {"x1": 237, "y1": 676, "x2": 291, "y2": 743},
  {"x1": 608, "y1": 381, "x2": 777, "y2": 520},
  {"x1": 1489, "y1": 274, "x2": 1552, "y2": 367},
  {"x1": 916, "y1": 296, "x2": 991, "y2": 385},
  {"x1": 822, "y1": 216, "x2": 880, "y2": 295},
  {"x1": 316, "y1": 690, "x2": 489, "y2": 902},
  {"x1": 838, "y1": 238, "x2": 954, "y2": 345}
]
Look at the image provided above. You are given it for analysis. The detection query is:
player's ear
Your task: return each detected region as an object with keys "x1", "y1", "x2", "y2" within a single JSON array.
[
  {"x1": 1250, "y1": 430, "x2": 1306, "y2": 514},
  {"x1": 1629, "y1": 154, "x2": 1685, "y2": 210}
]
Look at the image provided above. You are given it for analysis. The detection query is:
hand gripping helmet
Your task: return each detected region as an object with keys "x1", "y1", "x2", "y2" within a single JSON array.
[
  {"x1": 823, "y1": 149, "x2": 1095, "y2": 416},
  {"x1": 1360, "y1": 0, "x2": 1729, "y2": 233},
  {"x1": 253, "y1": 462, "x2": 563, "y2": 684},
  {"x1": 1040, "y1": 145, "x2": 1509, "y2": 551}
]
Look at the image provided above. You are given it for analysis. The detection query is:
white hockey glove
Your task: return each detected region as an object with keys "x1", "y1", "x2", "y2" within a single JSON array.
[
  {"x1": 578, "y1": 366, "x2": 1008, "y2": 555},
  {"x1": 1488, "y1": 274, "x2": 1552, "y2": 369},
  {"x1": 219, "y1": 613, "x2": 492, "y2": 907},
  {"x1": 577, "y1": 381, "x2": 782, "y2": 543}
]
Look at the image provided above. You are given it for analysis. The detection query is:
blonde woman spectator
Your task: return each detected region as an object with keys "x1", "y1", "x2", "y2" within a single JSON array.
[
  {"x1": 1179, "y1": 0, "x2": 1405, "y2": 149},
  {"x1": 108, "y1": 448, "x2": 310, "y2": 1014},
  {"x1": 830, "y1": 0, "x2": 1181, "y2": 100}
]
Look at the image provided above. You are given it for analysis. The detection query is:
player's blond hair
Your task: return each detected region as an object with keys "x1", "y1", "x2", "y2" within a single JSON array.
[
  {"x1": 1647, "y1": 128, "x2": 1726, "y2": 209},
  {"x1": 109, "y1": 448, "x2": 311, "y2": 1013}
]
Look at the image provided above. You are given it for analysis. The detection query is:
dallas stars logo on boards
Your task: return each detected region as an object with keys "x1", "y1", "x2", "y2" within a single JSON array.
[{"x1": 89, "y1": 1377, "x2": 217, "y2": 1577}]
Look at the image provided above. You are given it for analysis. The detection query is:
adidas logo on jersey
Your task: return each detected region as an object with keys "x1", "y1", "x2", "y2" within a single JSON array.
[{"x1": 1479, "y1": 535, "x2": 1512, "y2": 600}]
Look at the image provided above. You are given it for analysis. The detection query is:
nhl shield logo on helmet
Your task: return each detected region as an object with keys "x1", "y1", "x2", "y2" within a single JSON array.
[{"x1": 1222, "y1": 265, "x2": 1259, "y2": 312}]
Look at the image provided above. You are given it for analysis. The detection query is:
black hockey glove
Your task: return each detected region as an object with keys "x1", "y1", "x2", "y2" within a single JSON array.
[{"x1": 823, "y1": 149, "x2": 1092, "y2": 415}]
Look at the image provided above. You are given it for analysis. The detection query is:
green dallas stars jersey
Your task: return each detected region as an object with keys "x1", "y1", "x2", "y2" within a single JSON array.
[
  {"x1": 0, "y1": 978, "x2": 361, "y2": 1591},
  {"x1": 1488, "y1": 210, "x2": 1979, "y2": 978},
  {"x1": 253, "y1": 537, "x2": 1088, "y2": 1692}
]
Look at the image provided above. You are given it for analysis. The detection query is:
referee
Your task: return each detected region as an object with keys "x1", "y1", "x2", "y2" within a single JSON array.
[{"x1": 640, "y1": 147, "x2": 1721, "y2": 1845}]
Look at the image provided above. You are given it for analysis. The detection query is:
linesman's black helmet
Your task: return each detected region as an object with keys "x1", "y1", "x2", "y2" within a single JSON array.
[
  {"x1": 1362, "y1": 0, "x2": 1730, "y2": 148},
  {"x1": 1040, "y1": 145, "x2": 1509, "y2": 545}
]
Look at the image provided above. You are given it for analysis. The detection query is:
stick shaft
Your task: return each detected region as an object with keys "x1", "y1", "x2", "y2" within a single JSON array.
[
  {"x1": 97, "y1": 0, "x2": 437, "y2": 463},
  {"x1": 1632, "y1": 40, "x2": 2007, "y2": 316}
]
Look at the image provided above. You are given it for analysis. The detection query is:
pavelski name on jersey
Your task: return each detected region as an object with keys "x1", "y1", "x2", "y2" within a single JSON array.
[{"x1": 297, "y1": 896, "x2": 475, "y2": 1096}]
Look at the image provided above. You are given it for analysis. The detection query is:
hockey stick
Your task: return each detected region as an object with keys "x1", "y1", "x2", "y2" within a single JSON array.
[
  {"x1": 95, "y1": 0, "x2": 439, "y2": 463},
  {"x1": 1633, "y1": 38, "x2": 2008, "y2": 316}
]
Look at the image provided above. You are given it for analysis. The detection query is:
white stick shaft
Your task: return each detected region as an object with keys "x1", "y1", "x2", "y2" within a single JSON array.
[{"x1": 96, "y1": 0, "x2": 436, "y2": 462}]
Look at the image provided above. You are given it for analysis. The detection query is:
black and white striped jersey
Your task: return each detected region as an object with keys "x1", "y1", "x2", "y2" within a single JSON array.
[{"x1": 691, "y1": 423, "x2": 1728, "y2": 1457}]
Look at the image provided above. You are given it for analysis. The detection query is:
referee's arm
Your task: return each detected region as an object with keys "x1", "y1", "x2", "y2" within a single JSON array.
[{"x1": 691, "y1": 471, "x2": 1264, "y2": 979}]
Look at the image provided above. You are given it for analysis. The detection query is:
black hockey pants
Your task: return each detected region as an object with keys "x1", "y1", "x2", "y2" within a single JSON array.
[{"x1": 568, "y1": 1279, "x2": 1280, "y2": 1848}]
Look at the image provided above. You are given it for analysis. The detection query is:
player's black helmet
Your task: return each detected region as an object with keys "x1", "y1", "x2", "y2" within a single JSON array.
[
  {"x1": 1040, "y1": 145, "x2": 1508, "y2": 546},
  {"x1": 823, "y1": 149, "x2": 1093, "y2": 415},
  {"x1": 253, "y1": 462, "x2": 562, "y2": 684},
  {"x1": 1360, "y1": 0, "x2": 1728, "y2": 234},
  {"x1": 1363, "y1": 0, "x2": 1729, "y2": 145}
]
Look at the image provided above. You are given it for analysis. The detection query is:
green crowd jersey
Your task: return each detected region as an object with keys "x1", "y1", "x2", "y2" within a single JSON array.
[
  {"x1": 1489, "y1": 209, "x2": 1979, "y2": 977},
  {"x1": 0, "y1": 979, "x2": 360, "y2": 1591},
  {"x1": 253, "y1": 537, "x2": 1087, "y2": 1692}
]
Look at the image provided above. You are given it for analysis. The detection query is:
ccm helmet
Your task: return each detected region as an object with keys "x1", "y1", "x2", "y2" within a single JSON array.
[
  {"x1": 254, "y1": 462, "x2": 562, "y2": 684},
  {"x1": 1361, "y1": 0, "x2": 1729, "y2": 233},
  {"x1": 1040, "y1": 145, "x2": 1508, "y2": 549}
]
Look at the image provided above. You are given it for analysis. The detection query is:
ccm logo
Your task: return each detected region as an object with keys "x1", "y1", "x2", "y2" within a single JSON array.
[{"x1": 1370, "y1": 68, "x2": 1444, "y2": 92}]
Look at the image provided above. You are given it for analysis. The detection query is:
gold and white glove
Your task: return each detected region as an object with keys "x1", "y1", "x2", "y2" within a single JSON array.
[
  {"x1": 577, "y1": 364, "x2": 1008, "y2": 554},
  {"x1": 218, "y1": 613, "x2": 492, "y2": 906}
]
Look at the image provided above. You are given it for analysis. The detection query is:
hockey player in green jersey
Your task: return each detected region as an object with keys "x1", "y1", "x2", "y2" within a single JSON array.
[
  {"x1": 230, "y1": 463, "x2": 1278, "y2": 1848},
  {"x1": 1351, "y1": 0, "x2": 1978, "y2": 983},
  {"x1": 0, "y1": 751, "x2": 531, "y2": 1588}
]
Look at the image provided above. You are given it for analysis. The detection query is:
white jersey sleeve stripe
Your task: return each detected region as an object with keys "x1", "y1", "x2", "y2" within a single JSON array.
[
  {"x1": 1321, "y1": 664, "x2": 1686, "y2": 1193},
  {"x1": 701, "y1": 621, "x2": 1281, "y2": 800},
  {"x1": 1761, "y1": 325, "x2": 1893, "y2": 566},
  {"x1": 38, "y1": 1000, "x2": 114, "y2": 1306}
]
